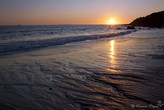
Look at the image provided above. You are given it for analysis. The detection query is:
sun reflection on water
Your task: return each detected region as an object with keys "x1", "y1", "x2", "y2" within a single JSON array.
[
  {"x1": 108, "y1": 40, "x2": 117, "y2": 72},
  {"x1": 110, "y1": 40, "x2": 115, "y2": 60}
]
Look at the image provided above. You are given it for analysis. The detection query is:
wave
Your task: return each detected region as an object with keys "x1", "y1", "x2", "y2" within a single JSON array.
[{"x1": 0, "y1": 30, "x2": 136, "y2": 54}]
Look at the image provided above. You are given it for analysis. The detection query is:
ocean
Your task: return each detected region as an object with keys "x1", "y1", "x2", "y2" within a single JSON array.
[
  {"x1": 0, "y1": 25, "x2": 164, "y2": 110},
  {"x1": 0, "y1": 25, "x2": 133, "y2": 54}
]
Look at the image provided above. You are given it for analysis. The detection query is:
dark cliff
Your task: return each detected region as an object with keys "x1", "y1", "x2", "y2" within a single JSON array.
[{"x1": 130, "y1": 11, "x2": 164, "y2": 27}]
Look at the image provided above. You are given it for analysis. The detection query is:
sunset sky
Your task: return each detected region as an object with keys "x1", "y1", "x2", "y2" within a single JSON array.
[{"x1": 0, "y1": 0, "x2": 164, "y2": 25}]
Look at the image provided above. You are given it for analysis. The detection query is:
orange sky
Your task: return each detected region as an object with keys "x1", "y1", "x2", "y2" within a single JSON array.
[{"x1": 0, "y1": 0, "x2": 164, "y2": 25}]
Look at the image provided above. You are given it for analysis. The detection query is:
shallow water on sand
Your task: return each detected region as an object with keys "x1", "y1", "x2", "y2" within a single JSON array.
[{"x1": 0, "y1": 29, "x2": 164, "y2": 110}]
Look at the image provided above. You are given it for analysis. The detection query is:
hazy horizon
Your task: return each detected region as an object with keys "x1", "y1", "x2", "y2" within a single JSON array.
[{"x1": 0, "y1": 0, "x2": 164, "y2": 25}]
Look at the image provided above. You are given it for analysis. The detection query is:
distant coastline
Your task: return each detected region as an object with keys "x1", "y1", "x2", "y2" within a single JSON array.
[{"x1": 130, "y1": 11, "x2": 164, "y2": 27}]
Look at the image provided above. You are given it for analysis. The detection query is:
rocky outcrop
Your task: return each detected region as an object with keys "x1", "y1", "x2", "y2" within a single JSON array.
[{"x1": 127, "y1": 26, "x2": 135, "y2": 29}]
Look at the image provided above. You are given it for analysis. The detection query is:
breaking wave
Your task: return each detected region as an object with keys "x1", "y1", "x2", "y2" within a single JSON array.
[{"x1": 0, "y1": 30, "x2": 136, "y2": 54}]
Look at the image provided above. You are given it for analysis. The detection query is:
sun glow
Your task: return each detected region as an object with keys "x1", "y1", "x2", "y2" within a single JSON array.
[{"x1": 108, "y1": 18, "x2": 115, "y2": 25}]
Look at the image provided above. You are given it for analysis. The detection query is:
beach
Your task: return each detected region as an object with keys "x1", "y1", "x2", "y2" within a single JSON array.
[{"x1": 0, "y1": 26, "x2": 164, "y2": 110}]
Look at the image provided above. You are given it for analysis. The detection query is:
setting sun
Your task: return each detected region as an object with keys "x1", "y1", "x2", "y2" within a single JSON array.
[{"x1": 109, "y1": 19, "x2": 115, "y2": 25}]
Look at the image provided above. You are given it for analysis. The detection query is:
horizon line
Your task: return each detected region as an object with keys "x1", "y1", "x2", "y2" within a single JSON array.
[{"x1": 0, "y1": 23, "x2": 128, "y2": 26}]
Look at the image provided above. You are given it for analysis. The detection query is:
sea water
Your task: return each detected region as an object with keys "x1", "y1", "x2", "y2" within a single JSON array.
[{"x1": 0, "y1": 25, "x2": 134, "y2": 53}]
